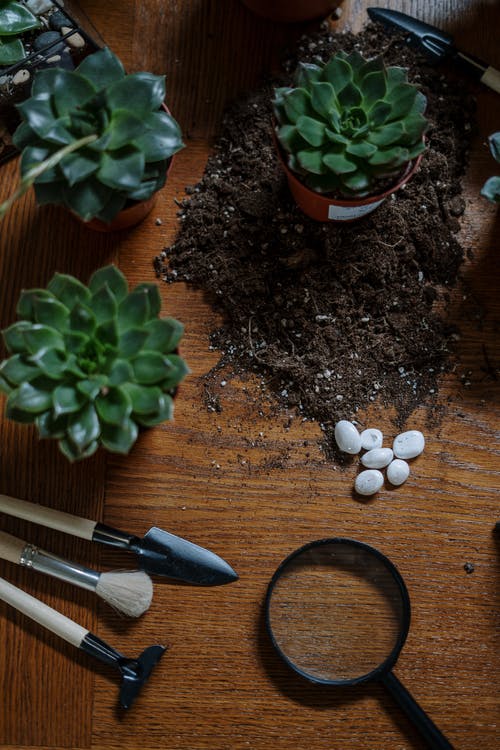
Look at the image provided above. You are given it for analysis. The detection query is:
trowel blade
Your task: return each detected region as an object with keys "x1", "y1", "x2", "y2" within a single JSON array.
[{"x1": 132, "y1": 527, "x2": 238, "y2": 585}]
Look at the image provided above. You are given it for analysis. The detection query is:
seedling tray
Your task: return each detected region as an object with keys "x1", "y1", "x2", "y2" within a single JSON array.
[{"x1": 0, "y1": 0, "x2": 103, "y2": 166}]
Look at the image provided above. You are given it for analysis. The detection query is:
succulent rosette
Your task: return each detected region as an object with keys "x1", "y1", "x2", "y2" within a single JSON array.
[
  {"x1": 0, "y1": 265, "x2": 189, "y2": 461},
  {"x1": 481, "y1": 132, "x2": 500, "y2": 203},
  {"x1": 273, "y1": 50, "x2": 428, "y2": 198}
]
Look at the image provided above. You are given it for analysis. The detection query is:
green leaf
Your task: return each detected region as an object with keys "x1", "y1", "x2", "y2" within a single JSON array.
[
  {"x1": 76, "y1": 376, "x2": 107, "y2": 400},
  {"x1": 368, "y1": 122, "x2": 405, "y2": 147},
  {"x1": 36, "y1": 411, "x2": 68, "y2": 439},
  {"x1": 59, "y1": 149, "x2": 100, "y2": 187},
  {"x1": 0, "y1": 373, "x2": 13, "y2": 395},
  {"x1": 0, "y1": 354, "x2": 40, "y2": 384},
  {"x1": 297, "y1": 148, "x2": 327, "y2": 175},
  {"x1": 33, "y1": 181, "x2": 67, "y2": 206},
  {"x1": 346, "y1": 141, "x2": 377, "y2": 159},
  {"x1": 325, "y1": 129, "x2": 349, "y2": 145},
  {"x1": 16, "y1": 97, "x2": 54, "y2": 139},
  {"x1": 323, "y1": 151, "x2": 357, "y2": 174},
  {"x1": 33, "y1": 297, "x2": 69, "y2": 330},
  {"x1": 95, "y1": 386, "x2": 132, "y2": 426},
  {"x1": 161, "y1": 354, "x2": 189, "y2": 390},
  {"x1": 136, "y1": 394, "x2": 174, "y2": 426},
  {"x1": 369, "y1": 146, "x2": 409, "y2": 167},
  {"x1": 20, "y1": 145, "x2": 55, "y2": 183},
  {"x1": 105, "y1": 72, "x2": 166, "y2": 115},
  {"x1": 95, "y1": 319, "x2": 118, "y2": 347},
  {"x1": 53, "y1": 384, "x2": 87, "y2": 416},
  {"x1": 402, "y1": 114, "x2": 428, "y2": 144},
  {"x1": 6, "y1": 400, "x2": 38, "y2": 424},
  {"x1": 386, "y1": 66, "x2": 408, "y2": 90},
  {"x1": 481, "y1": 175, "x2": 500, "y2": 203},
  {"x1": 133, "y1": 110, "x2": 184, "y2": 162},
  {"x1": 143, "y1": 317, "x2": 184, "y2": 352},
  {"x1": 59, "y1": 436, "x2": 99, "y2": 461},
  {"x1": 10, "y1": 382, "x2": 52, "y2": 413},
  {"x1": 361, "y1": 71, "x2": 386, "y2": 106},
  {"x1": 295, "y1": 115, "x2": 326, "y2": 147},
  {"x1": 341, "y1": 169, "x2": 371, "y2": 192},
  {"x1": 89, "y1": 265, "x2": 128, "y2": 302},
  {"x1": 0, "y1": 36, "x2": 25, "y2": 64},
  {"x1": 100, "y1": 418, "x2": 138, "y2": 454},
  {"x1": 121, "y1": 383, "x2": 163, "y2": 415},
  {"x1": 97, "y1": 146, "x2": 145, "y2": 191},
  {"x1": 276, "y1": 124, "x2": 307, "y2": 154},
  {"x1": 305, "y1": 172, "x2": 342, "y2": 194},
  {"x1": 387, "y1": 83, "x2": 419, "y2": 120},
  {"x1": 132, "y1": 351, "x2": 168, "y2": 384},
  {"x1": 369, "y1": 100, "x2": 392, "y2": 127},
  {"x1": 108, "y1": 359, "x2": 134, "y2": 385},
  {"x1": 76, "y1": 47, "x2": 125, "y2": 89},
  {"x1": 360, "y1": 56, "x2": 385, "y2": 79},
  {"x1": 22, "y1": 324, "x2": 65, "y2": 354},
  {"x1": 47, "y1": 273, "x2": 91, "y2": 309},
  {"x1": 105, "y1": 110, "x2": 145, "y2": 150},
  {"x1": 294, "y1": 62, "x2": 323, "y2": 88},
  {"x1": 69, "y1": 303, "x2": 96, "y2": 335},
  {"x1": 12, "y1": 120, "x2": 36, "y2": 149},
  {"x1": 64, "y1": 331, "x2": 89, "y2": 354},
  {"x1": 67, "y1": 403, "x2": 100, "y2": 450},
  {"x1": 489, "y1": 132, "x2": 500, "y2": 163},
  {"x1": 0, "y1": 2, "x2": 39, "y2": 34},
  {"x1": 118, "y1": 289, "x2": 151, "y2": 330},
  {"x1": 44, "y1": 70, "x2": 96, "y2": 118},
  {"x1": 310, "y1": 81, "x2": 337, "y2": 119},
  {"x1": 63, "y1": 177, "x2": 114, "y2": 222},
  {"x1": 94, "y1": 191, "x2": 127, "y2": 223},
  {"x1": 3, "y1": 321, "x2": 32, "y2": 353},
  {"x1": 91, "y1": 284, "x2": 118, "y2": 324},
  {"x1": 283, "y1": 88, "x2": 312, "y2": 124},
  {"x1": 323, "y1": 55, "x2": 352, "y2": 92},
  {"x1": 31, "y1": 348, "x2": 68, "y2": 378},
  {"x1": 117, "y1": 328, "x2": 148, "y2": 358},
  {"x1": 133, "y1": 283, "x2": 161, "y2": 318},
  {"x1": 337, "y1": 82, "x2": 362, "y2": 108}
]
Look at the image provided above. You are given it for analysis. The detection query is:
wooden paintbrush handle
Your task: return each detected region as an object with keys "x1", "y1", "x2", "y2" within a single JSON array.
[
  {"x1": 0, "y1": 576, "x2": 88, "y2": 647},
  {"x1": 0, "y1": 530, "x2": 25, "y2": 564},
  {"x1": 0, "y1": 494, "x2": 96, "y2": 541}
]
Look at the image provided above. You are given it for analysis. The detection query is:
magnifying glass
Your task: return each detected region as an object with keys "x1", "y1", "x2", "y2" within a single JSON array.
[{"x1": 265, "y1": 538, "x2": 454, "y2": 750}]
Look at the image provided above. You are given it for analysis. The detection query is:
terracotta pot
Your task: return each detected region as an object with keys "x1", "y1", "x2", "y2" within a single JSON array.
[
  {"x1": 241, "y1": 0, "x2": 337, "y2": 23},
  {"x1": 277, "y1": 146, "x2": 424, "y2": 222},
  {"x1": 77, "y1": 103, "x2": 174, "y2": 232}
]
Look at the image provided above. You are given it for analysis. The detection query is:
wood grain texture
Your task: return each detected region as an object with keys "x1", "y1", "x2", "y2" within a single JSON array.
[{"x1": 0, "y1": 1, "x2": 499, "y2": 748}]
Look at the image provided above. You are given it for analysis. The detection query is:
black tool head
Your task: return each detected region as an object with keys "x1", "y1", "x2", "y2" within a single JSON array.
[
  {"x1": 132, "y1": 527, "x2": 238, "y2": 585},
  {"x1": 118, "y1": 644, "x2": 166, "y2": 709},
  {"x1": 367, "y1": 8, "x2": 453, "y2": 60}
]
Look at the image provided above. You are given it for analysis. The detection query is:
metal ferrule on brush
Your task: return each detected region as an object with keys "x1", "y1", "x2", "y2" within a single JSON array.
[{"x1": 19, "y1": 544, "x2": 100, "y2": 592}]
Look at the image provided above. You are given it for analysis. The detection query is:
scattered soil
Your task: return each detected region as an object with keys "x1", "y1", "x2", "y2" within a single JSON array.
[{"x1": 155, "y1": 24, "x2": 475, "y2": 459}]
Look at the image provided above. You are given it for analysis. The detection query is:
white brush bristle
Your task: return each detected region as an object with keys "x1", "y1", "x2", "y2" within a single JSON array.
[{"x1": 95, "y1": 570, "x2": 153, "y2": 617}]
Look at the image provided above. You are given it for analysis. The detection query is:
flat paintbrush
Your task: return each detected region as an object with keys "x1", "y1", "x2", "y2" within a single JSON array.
[{"x1": 0, "y1": 529, "x2": 152, "y2": 617}]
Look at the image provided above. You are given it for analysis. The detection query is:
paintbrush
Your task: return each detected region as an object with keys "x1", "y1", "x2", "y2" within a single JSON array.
[
  {"x1": 0, "y1": 575, "x2": 165, "y2": 709},
  {"x1": 0, "y1": 529, "x2": 152, "y2": 617}
]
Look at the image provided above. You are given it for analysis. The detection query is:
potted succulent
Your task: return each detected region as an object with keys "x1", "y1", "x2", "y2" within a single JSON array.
[
  {"x1": 241, "y1": 0, "x2": 338, "y2": 23},
  {"x1": 272, "y1": 50, "x2": 428, "y2": 221},
  {"x1": 0, "y1": 265, "x2": 189, "y2": 461},
  {"x1": 0, "y1": 46, "x2": 184, "y2": 229},
  {"x1": 481, "y1": 132, "x2": 500, "y2": 203},
  {"x1": 0, "y1": 0, "x2": 101, "y2": 165}
]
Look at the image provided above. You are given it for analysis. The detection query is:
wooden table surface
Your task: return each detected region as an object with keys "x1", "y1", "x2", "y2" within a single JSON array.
[{"x1": 0, "y1": 1, "x2": 499, "y2": 748}]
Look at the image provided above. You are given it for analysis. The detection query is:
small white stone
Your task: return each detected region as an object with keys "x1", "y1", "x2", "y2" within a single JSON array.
[
  {"x1": 334, "y1": 420, "x2": 361, "y2": 454},
  {"x1": 360, "y1": 428, "x2": 383, "y2": 450},
  {"x1": 360, "y1": 447, "x2": 393, "y2": 469},
  {"x1": 12, "y1": 69, "x2": 30, "y2": 85},
  {"x1": 393, "y1": 430, "x2": 425, "y2": 459},
  {"x1": 355, "y1": 469, "x2": 384, "y2": 496},
  {"x1": 62, "y1": 28, "x2": 85, "y2": 49},
  {"x1": 387, "y1": 459, "x2": 410, "y2": 486}
]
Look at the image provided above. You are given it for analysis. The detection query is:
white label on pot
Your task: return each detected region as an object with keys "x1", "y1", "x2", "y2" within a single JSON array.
[{"x1": 328, "y1": 198, "x2": 385, "y2": 221}]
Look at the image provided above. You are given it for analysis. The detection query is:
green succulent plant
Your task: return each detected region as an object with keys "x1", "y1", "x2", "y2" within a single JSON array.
[
  {"x1": 0, "y1": 46, "x2": 184, "y2": 222},
  {"x1": 0, "y1": 265, "x2": 189, "y2": 461},
  {"x1": 273, "y1": 50, "x2": 428, "y2": 198},
  {"x1": 481, "y1": 132, "x2": 500, "y2": 203},
  {"x1": 0, "y1": 1, "x2": 40, "y2": 65}
]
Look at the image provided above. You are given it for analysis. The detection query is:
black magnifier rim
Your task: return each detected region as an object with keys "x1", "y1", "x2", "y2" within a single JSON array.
[{"x1": 265, "y1": 538, "x2": 411, "y2": 687}]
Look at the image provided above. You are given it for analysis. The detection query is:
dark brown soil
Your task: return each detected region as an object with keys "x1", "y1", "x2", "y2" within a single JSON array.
[{"x1": 155, "y1": 25, "x2": 476, "y2": 459}]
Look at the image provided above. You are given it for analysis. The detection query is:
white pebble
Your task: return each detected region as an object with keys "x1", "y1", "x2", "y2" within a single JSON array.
[
  {"x1": 360, "y1": 447, "x2": 393, "y2": 469},
  {"x1": 12, "y1": 69, "x2": 30, "y2": 85},
  {"x1": 334, "y1": 420, "x2": 361, "y2": 454},
  {"x1": 393, "y1": 430, "x2": 425, "y2": 459},
  {"x1": 387, "y1": 459, "x2": 410, "y2": 486},
  {"x1": 360, "y1": 428, "x2": 383, "y2": 450},
  {"x1": 355, "y1": 469, "x2": 384, "y2": 496}
]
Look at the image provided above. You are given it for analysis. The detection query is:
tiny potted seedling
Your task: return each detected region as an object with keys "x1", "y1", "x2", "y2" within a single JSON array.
[
  {"x1": 0, "y1": 265, "x2": 189, "y2": 461},
  {"x1": 272, "y1": 50, "x2": 428, "y2": 221},
  {"x1": 0, "y1": 46, "x2": 184, "y2": 229},
  {"x1": 481, "y1": 132, "x2": 500, "y2": 203}
]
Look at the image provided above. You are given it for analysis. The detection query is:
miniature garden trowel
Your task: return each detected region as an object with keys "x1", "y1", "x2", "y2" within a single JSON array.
[
  {"x1": 0, "y1": 575, "x2": 164, "y2": 709},
  {"x1": 0, "y1": 494, "x2": 238, "y2": 586}
]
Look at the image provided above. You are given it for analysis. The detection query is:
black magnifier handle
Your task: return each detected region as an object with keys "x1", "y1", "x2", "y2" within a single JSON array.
[{"x1": 381, "y1": 672, "x2": 454, "y2": 749}]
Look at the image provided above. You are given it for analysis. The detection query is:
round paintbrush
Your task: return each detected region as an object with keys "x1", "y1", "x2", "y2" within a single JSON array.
[{"x1": 0, "y1": 529, "x2": 153, "y2": 617}]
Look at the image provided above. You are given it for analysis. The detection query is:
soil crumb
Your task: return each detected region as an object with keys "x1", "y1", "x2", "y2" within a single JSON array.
[{"x1": 155, "y1": 25, "x2": 475, "y2": 458}]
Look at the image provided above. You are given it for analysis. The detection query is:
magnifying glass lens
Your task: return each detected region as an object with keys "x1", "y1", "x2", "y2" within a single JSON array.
[{"x1": 267, "y1": 542, "x2": 407, "y2": 682}]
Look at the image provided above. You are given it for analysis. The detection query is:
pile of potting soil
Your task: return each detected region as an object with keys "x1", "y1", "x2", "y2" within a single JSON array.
[{"x1": 155, "y1": 24, "x2": 475, "y2": 458}]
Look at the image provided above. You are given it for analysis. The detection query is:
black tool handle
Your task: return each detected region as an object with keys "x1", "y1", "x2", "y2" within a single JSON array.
[
  {"x1": 381, "y1": 671, "x2": 455, "y2": 749},
  {"x1": 92, "y1": 522, "x2": 137, "y2": 550}
]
